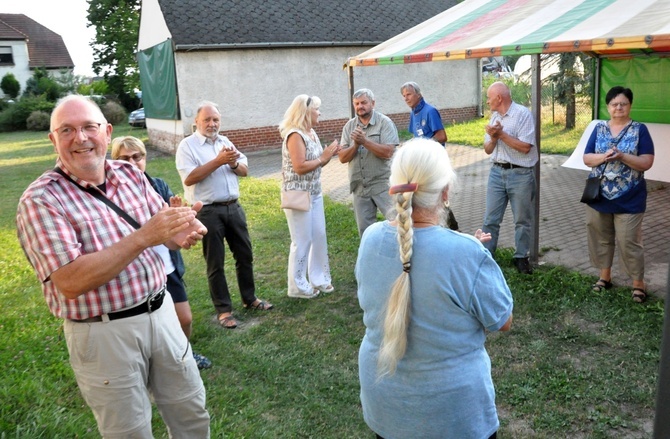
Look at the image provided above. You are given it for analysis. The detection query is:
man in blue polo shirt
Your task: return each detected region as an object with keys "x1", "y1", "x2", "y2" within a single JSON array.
[
  {"x1": 401, "y1": 81, "x2": 447, "y2": 145},
  {"x1": 401, "y1": 81, "x2": 458, "y2": 230}
]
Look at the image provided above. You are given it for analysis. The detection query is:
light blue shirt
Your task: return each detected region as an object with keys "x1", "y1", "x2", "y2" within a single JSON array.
[
  {"x1": 356, "y1": 222, "x2": 513, "y2": 439},
  {"x1": 485, "y1": 101, "x2": 537, "y2": 167},
  {"x1": 175, "y1": 132, "x2": 248, "y2": 205}
]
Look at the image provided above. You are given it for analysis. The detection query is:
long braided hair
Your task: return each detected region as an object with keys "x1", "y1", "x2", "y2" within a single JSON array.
[{"x1": 377, "y1": 138, "x2": 456, "y2": 377}]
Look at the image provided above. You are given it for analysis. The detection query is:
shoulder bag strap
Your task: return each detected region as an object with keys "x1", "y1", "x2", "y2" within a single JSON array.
[
  {"x1": 595, "y1": 121, "x2": 634, "y2": 177},
  {"x1": 54, "y1": 167, "x2": 142, "y2": 230}
]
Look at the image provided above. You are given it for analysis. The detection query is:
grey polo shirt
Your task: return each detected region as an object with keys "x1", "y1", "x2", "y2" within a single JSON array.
[{"x1": 340, "y1": 110, "x2": 399, "y2": 196}]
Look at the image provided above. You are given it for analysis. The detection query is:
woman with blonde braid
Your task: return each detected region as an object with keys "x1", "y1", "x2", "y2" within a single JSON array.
[{"x1": 356, "y1": 138, "x2": 513, "y2": 439}]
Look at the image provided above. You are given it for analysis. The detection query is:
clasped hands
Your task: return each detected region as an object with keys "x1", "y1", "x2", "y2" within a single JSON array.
[
  {"x1": 351, "y1": 127, "x2": 367, "y2": 147},
  {"x1": 217, "y1": 146, "x2": 240, "y2": 167},
  {"x1": 143, "y1": 201, "x2": 208, "y2": 250},
  {"x1": 485, "y1": 121, "x2": 503, "y2": 139},
  {"x1": 603, "y1": 146, "x2": 623, "y2": 163}
]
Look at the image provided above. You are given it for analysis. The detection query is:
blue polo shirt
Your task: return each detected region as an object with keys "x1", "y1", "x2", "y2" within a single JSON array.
[{"x1": 409, "y1": 98, "x2": 445, "y2": 145}]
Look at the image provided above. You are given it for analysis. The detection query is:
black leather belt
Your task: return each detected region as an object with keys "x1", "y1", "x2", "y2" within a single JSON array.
[
  {"x1": 71, "y1": 287, "x2": 166, "y2": 323},
  {"x1": 209, "y1": 199, "x2": 238, "y2": 206},
  {"x1": 493, "y1": 162, "x2": 529, "y2": 170}
]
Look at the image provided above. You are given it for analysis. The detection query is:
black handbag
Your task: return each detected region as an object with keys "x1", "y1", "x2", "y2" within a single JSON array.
[
  {"x1": 580, "y1": 122, "x2": 632, "y2": 204},
  {"x1": 580, "y1": 174, "x2": 603, "y2": 203}
]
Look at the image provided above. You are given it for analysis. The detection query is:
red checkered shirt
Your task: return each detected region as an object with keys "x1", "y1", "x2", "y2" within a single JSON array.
[{"x1": 17, "y1": 159, "x2": 166, "y2": 320}]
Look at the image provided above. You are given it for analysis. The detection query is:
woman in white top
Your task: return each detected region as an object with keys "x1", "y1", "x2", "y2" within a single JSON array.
[{"x1": 278, "y1": 95, "x2": 341, "y2": 298}]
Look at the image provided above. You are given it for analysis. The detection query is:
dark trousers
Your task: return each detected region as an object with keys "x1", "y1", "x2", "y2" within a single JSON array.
[{"x1": 197, "y1": 203, "x2": 256, "y2": 314}]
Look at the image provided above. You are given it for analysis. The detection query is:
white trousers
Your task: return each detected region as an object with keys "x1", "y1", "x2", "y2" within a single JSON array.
[
  {"x1": 63, "y1": 293, "x2": 210, "y2": 438},
  {"x1": 284, "y1": 193, "x2": 332, "y2": 295}
]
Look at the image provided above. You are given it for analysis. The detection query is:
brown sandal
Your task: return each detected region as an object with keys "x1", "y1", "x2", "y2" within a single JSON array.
[
  {"x1": 244, "y1": 300, "x2": 273, "y2": 311},
  {"x1": 592, "y1": 279, "x2": 613, "y2": 292},
  {"x1": 218, "y1": 314, "x2": 238, "y2": 329},
  {"x1": 632, "y1": 288, "x2": 647, "y2": 303}
]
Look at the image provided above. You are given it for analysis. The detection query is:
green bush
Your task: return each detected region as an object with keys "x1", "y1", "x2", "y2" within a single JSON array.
[
  {"x1": 23, "y1": 68, "x2": 62, "y2": 102},
  {"x1": 101, "y1": 101, "x2": 127, "y2": 125},
  {"x1": 1, "y1": 72, "x2": 21, "y2": 98},
  {"x1": 26, "y1": 110, "x2": 51, "y2": 131},
  {"x1": 0, "y1": 96, "x2": 54, "y2": 131},
  {"x1": 77, "y1": 79, "x2": 109, "y2": 96},
  {"x1": 482, "y1": 75, "x2": 531, "y2": 106}
]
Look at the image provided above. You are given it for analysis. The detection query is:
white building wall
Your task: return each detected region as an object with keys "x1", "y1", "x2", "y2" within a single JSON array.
[
  {"x1": 0, "y1": 42, "x2": 31, "y2": 98},
  {"x1": 174, "y1": 46, "x2": 478, "y2": 132}
]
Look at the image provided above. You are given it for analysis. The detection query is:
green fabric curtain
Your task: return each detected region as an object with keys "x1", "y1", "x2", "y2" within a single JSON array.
[
  {"x1": 137, "y1": 40, "x2": 179, "y2": 120},
  {"x1": 599, "y1": 57, "x2": 670, "y2": 124}
]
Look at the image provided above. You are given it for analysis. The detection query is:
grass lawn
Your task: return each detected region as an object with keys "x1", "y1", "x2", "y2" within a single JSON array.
[{"x1": 1, "y1": 127, "x2": 663, "y2": 438}]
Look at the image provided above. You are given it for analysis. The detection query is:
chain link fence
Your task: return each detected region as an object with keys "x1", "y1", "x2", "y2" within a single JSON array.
[{"x1": 482, "y1": 73, "x2": 593, "y2": 133}]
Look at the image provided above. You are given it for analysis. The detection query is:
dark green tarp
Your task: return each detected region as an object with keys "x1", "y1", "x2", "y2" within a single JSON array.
[{"x1": 137, "y1": 39, "x2": 178, "y2": 120}]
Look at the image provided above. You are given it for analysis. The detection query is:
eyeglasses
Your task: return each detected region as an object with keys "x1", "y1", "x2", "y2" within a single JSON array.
[
  {"x1": 52, "y1": 123, "x2": 103, "y2": 140},
  {"x1": 117, "y1": 152, "x2": 146, "y2": 162},
  {"x1": 306, "y1": 97, "x2": 312, "y2": 108},
  {"x1": 608, "y1": 102, "x2": 630, "y2": 108}
]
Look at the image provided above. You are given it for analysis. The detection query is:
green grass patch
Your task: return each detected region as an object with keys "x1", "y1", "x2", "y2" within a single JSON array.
[
  {"x1": 446, "y1": 113, "x2": 586, "y2": 155},
  {"x1": 1, "y1": 130, "x2": 662, "y2": 438}
]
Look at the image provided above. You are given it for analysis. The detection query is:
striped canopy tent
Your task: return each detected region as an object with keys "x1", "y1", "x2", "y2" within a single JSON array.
[
  {"x1": 345, "y1": 0, "x2": 670, "y2": 260},
  {"x1": 347, "y1": 0, "x2": 670, "y2": 66}
]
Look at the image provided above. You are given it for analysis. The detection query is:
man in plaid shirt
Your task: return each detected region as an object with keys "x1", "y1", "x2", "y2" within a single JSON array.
[
  {"x1": 16, "y1": 95, "x2": 210, "y2": 437},
  {"x1": 483, "y1": 81, "x2": 538, "y2": 275}
]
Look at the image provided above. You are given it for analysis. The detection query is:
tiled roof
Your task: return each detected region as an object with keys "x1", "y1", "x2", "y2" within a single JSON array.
[
  {"x1": 157, "y1": 0, "x2": 459, "y2": 48},
  {"x1": 0, "y1": 14, "x2": 74, "y2": 69}
]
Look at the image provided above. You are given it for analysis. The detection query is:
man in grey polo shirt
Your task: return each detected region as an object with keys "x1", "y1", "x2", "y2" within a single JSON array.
[{"x1": 339, "y1": 89, "x2": 399, "y2": 236}]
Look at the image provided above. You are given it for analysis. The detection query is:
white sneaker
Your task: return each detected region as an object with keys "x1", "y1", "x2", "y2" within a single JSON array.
[
  {"x1": 288, "y1": 289, "x2": 320, "y2": 299},
  {"x1": 315, "y1": 284, "x2": 335, "y2": 293}
]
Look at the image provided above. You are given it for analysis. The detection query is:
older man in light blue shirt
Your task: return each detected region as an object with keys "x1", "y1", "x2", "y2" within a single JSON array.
[
  {"x1": 483, "y1": 82, "x2": 538, "y2": 274},
  {"x1": 176, "y1": 101, "x2": 273, "y2": 329}
]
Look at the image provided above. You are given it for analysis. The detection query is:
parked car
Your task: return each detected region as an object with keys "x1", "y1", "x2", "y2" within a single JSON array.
[{"x1": 128, "y1": 107, "x2": 145, "y2": 128}]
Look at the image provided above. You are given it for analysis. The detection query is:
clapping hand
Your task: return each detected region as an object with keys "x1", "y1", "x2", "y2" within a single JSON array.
[
  {"x1": 485, "y1": 121, "x2": 503, "y2": 139},
  {"x1": 351, "y1": 127, "x2": 366, "y2": 147},
  {"x1": 217, "y1": 145, "x2": 240, "y2": 167},
  {"x1": 172, "y1": 201, "x2": 207, "y2": 249},
  {"x1": 474, "y1": 229, "x2": 492, "y2": 244}
]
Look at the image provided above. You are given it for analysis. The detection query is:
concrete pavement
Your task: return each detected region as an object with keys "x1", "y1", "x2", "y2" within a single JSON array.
[{"x1": 247, "y1": 144, "x2": 669, "y2": 298}]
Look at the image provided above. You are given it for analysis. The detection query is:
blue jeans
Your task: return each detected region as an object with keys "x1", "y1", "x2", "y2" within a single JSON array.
[{"x1": 482, "y1": 165, "x2": 536, "y2": 258}]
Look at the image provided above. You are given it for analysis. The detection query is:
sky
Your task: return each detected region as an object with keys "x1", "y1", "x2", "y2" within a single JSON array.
[{"x1": 4, "y1": 0, "x2": 96, "y2": 77}]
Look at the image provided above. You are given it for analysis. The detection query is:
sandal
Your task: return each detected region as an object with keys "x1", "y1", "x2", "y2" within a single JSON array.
[
  {"x1": 218, "y1": 314, "x2": 238, "y2": 329},
  {"x1": 288, "y1": 289, "x2": 320, "y2": 299},
  {"x1": 632, "y1": 288, "x2": 647, "y2": 303},
  {"x1": 244, "y1": 300, "x2": 274, "y2": 311},
  {"x1": 592, "y1": 279, "x2": 613, "y2": 292}
]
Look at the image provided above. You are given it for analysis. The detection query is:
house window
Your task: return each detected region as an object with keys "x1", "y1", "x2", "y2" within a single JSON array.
[{"x1": 0, "y1": 47, "x2": 14, "y2": 65}]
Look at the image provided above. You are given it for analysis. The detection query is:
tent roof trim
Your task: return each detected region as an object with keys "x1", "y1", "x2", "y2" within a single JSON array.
[{"x1": 348, "y1": 0, "x2": 670, "y2": 67}]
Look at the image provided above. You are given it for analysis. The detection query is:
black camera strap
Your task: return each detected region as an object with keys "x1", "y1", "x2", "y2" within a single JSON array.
[{"x1": 54, "y1": 167, "x2": 141, "y2": 230}]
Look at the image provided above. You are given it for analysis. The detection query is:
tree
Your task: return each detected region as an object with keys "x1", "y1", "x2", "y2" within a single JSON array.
[
  {"x1": 23, "y1": 68, "x2": 62, "y2": 102},
  {"x1": 1, "y1": 72, "x2": 21, "y2": 98},
  {"x1": 87, "y1": 0, "x2": 141, "y2": 109},
  {"x1": 552, "y1": 53, "x2": 592, "y2": 129}
]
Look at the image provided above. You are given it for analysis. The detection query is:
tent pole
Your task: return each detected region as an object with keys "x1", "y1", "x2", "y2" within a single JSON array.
[
  {"x1": 654, "y1": 252, "x2": 670, "y2": 438},
  {"x1": 530, "y1": 54, "x2": 541, "y2": 265},
  {"x1": 347, "y1": 64, "x2": 355, "y2": 119},
  {"x1": 593, "y1": 57, "x2": 603, "y2": 119}
]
